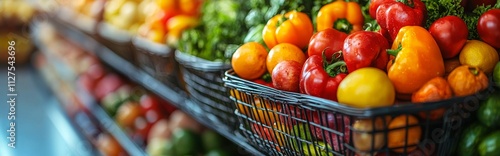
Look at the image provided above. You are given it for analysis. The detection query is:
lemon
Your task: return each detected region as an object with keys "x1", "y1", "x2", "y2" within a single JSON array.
[{"x1": 459, "y1": 40, "x2": 499, "y2": 74}]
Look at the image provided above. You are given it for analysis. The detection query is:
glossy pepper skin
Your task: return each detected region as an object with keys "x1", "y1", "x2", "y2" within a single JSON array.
[
  {"x1": 369, "y1": 0, "x2": 394, "y2": 19},
  {"x1": 387, "y1": 26, "x2": 445, "y2": 94},
  {"x1": 317, "y1": 0, "x2": 364, "y2": 34},
  {"x1": 300, "y1": 55, "x2": 347, "y2": 102},
  {"x1": 263, "y1": 11, "x2": 313, "y2": 50},
  {"x1": 376, "y1": 0, "x2": 426, "y2": 43},
  {"x1": 307, "y1": 28, "x2": 348, "y2": 60},
  {"x1": 342, "y1": 31, "x2": 390, "y2": 73}
]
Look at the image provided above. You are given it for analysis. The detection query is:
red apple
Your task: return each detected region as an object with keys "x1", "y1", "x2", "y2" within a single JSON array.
[
  {"x1": 271, "y1": 60, "x2": 303, "y2": 92},
  {"x1": 93, "y1": 73, "x2": 124, "y2": 100},
  {"x1": 78, "y1": 63, "x2": 106, "y2": 92}
]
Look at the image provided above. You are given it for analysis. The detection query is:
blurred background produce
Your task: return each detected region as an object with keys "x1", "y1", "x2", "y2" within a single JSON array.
[{"x1": 0, "y1": 0, "x2": 36, "y2": 64}]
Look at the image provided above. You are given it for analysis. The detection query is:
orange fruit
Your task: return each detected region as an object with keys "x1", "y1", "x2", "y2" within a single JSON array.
[
  {"x1": 266, "y1": 43, "x2": 307, "y2": 74},
  {"x1": 231, "y1": 42, "x2": 268, "y2": 80},
  {"x1": 237, "y1": 97, "x2": 280, "y2": 126},
  {"x1": 388, "y1": 114, "x2": 422, "y2": 153}
]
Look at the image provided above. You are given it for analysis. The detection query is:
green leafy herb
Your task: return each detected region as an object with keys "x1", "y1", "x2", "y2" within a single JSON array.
[{"x1": 422, "y1": 0, "x2": 499, "y2": 40}]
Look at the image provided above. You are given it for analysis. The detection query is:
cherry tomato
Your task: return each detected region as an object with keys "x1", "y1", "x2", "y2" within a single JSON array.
[
  {"x1": 429, "y1": 16, "x2": 468, "y2": 59},
  {"x1": 478, "y1": 9, "x2": 500, "y2": 49}
]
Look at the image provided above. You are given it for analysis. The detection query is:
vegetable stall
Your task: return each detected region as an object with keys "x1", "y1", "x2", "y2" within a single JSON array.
[
  {"x1": 28, "y1": 0, "x2": 500, "y2": 155},
  {"x1": 223, "y1": 0, "x2": 500, "y2": 155}
]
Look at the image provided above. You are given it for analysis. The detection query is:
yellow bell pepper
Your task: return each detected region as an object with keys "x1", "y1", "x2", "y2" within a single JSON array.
[{"x1": 317, "y1": 0, "x2": 364, "y2": 34}]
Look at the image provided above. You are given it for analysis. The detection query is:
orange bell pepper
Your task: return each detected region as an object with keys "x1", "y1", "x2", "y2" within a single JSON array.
[
  {"x1": 387, "y1": 26, "x2": 445, "y2": 94},
  {"x1": 263, "y1": 11, "x2": 313, "y2": 50},
  {"x1": 166, "y1": 15, "x2": 199, "y2": 45},
  {"x1": 179, "y1": 0, "x2": 203, "y2": 17},
  {"x1": 316, "y1": 0, "x2": 364, "y2": 34}
]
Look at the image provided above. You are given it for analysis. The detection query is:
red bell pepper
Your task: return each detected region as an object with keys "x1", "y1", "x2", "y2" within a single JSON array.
[
  {"x1": 369, "y1": 0, "x2": 394, "y2": 19},
  {"x1": 307, "y1": 28, "x2": 348, "y2": 60},
  {"x1": 376, "y1": 0, "x2": 427, "y2": 43},
  {"x1": 300, "y1": 54, "x2": 347, "y2": 102},
  {"x1": 342, "y1": 31, "x2": 390, "y2": 73}
]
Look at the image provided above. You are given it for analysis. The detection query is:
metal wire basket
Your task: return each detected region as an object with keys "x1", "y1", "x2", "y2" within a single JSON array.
[
  {"x1": 223, "y1": 69, "x2": 496, "y2": 156},
  {"x1": 96, "y1": 22, "x2": 134, "y2": 62},
  {"x1": 132, "y1": 37, "x2": 179, "y2": 85},
  {"x1": 175, "y1": 50, "x2": 238, "y2": 131}
]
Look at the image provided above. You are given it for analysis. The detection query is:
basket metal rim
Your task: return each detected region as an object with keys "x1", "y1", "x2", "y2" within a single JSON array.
[
  {"x1": 132, "y1": 36, "x2": 174, "y2": 56},
  {"x1": 223, "y1": 69, "x2": 496, "y2": 117},
  {"x1": 97, "y1": 21, "x2": 132, "y2": 43},
  {"x1": 175, "y1": 50, "x2": 231, "y2": 72}
]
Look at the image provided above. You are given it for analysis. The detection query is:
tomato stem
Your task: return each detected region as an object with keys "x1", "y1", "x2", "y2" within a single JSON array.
[
  {"x1": 397, "y1": 0, "x2": 414, "y2": 8},
  {"x1": 387, "y1": 43, "x2": 403, "y2": 56},
  {"x1": 325, "y1": 61, "x2": 347, "y2": 77},
  {"x1": 262, "y1": 72, "x2": 272, "y2": 82},
  {"x1": 333, "y1": 18, "x2": 353, "y2": 34}
]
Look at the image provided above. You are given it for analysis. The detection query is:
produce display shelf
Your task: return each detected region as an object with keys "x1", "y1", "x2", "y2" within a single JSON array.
[
  {"x1": 31, "y1": 26, "x2": 148, "y2": 156},
  {"x1": 46, "y1": 17, "x2": 266, "y2": 156}
]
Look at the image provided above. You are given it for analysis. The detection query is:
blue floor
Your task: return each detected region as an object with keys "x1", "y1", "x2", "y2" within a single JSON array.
[{"x1": 0, "y1": 64, "x2": 98, "y2": 156}]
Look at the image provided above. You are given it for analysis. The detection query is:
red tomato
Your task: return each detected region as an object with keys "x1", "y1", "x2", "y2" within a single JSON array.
[
  {"x1": 429, "y1": 15, "x2": 469, "y2": 59},
  {"x1": 133, "y1": 116, "x2": 154, "y2": 143},
  {"x1": 253, "y1": 79, "x2": 274, "y2": 88},
  {"x1": 478, "y1": 9, "x2": 500, "y2": 49},
  {"x1": 140, "y1": 94, "x2": 166, "y2": 123},
  {"x1": 307, "y1": 28, "x2": 348, "y2": 60}
]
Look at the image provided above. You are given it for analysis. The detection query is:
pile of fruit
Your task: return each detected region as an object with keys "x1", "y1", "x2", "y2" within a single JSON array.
[
  {"x1": 101, "y1": 0, "x2": 202, "y2": 45},
  {"x1": 136, "y1": 0, "x2": 202, "y2": 45},
  {"x1": 102, "y1": 0, "x2": 155, "y2": 35},
  {"x1": 75, "y1": 45, "x2": 241, "y2": 156},
  {"x1": 229, "y1": 0, "x2": 500, "y2": 155},
  {"x1": 147, "y1": 110, "x2": 238, "y2": 156},
  {"x1": 79, "y1": 65, "x2": 239, "y2": 155},
  {"x1": 64, "y1": 0, "x2": 105, "y2": 20}
]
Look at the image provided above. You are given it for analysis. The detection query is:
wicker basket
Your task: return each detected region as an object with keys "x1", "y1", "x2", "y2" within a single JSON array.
[
  {"x1": 132, "y1": 37, "x2": 179, "y2": 85},
  {"x1": 175, "y1": 50, "x2": 238, "y2": 131},
  {"x1": 223, "y1": 69, "x2": 496, "y2": 156},
  {"x1": 96, "y1": 22, "x2": 134, "y2": 62}
]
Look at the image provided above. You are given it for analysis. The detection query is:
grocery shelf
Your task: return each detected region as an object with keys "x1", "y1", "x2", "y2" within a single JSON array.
[
  {"x1": 31, "y1": 25, "x2": 148, "y2": 156},
  {"x1": 44, "y1": 17, "x2": 266, "y2": 156}
]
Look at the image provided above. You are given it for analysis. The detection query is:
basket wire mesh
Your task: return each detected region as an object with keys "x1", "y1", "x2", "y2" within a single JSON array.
[
  {"x1": 176, "y1": 50, "x2": 237, "y2": 131},
  {"x1": 224, "y1": 69, "x2": 495, "y2": 156}
]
